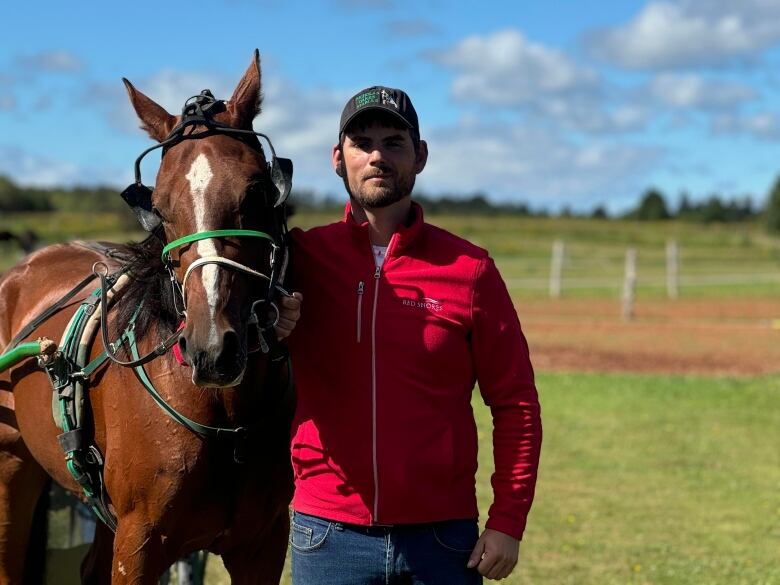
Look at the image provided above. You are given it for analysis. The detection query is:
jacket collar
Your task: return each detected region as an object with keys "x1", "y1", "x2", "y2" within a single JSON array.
[{"x1": 343, "y1": 199, "x2": 425, "y2": 254}]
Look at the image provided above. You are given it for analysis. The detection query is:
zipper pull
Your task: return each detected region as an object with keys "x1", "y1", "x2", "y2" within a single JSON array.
[
  {"x1": 357, "y1": 281, "x2": 365, "y2": 295},
  {"x1": 374, "y1": 266, "x2": 381, "y2": 279}
]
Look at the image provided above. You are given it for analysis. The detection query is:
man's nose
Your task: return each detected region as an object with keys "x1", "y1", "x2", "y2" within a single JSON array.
[{"x1": 368, "y1": 147, "x2": 386, "y2": 164}]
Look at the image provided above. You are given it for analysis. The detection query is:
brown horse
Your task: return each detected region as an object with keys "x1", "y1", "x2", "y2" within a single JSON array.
[{"x1": 0, "y1": 52, "x2": 294, "y2": 584}]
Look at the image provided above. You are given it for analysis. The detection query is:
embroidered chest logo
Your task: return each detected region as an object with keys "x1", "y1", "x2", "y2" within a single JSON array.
[{"x1": 401, "y1": 297, "x2": 443, "y2": 312}]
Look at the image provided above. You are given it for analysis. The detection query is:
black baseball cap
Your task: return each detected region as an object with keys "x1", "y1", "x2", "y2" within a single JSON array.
[{"x1": 339, "y1": 86, "x2": 419, "y2": 137}]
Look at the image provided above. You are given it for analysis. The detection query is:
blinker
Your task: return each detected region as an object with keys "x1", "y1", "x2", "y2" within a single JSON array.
[
  {"x1": 270, "y1": 157, "x2": 293, "y2": 207},
  {"x1": 120, "y1": 183, "x2": 162, "y2": 233}
]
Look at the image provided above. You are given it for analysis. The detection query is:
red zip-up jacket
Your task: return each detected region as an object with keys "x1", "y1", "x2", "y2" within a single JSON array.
[{"x1": 287, "y1": 202, "x2": 542, "y2": 540}]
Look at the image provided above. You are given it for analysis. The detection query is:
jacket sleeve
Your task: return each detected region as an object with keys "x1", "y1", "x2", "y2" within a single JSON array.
[{"x1": 471, "y1": 256, "x2": 542, "y2": 540}]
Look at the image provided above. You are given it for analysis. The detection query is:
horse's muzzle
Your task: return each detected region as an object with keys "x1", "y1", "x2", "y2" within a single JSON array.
[{"x1": 179, "y1": 328, "x2": 247, "y2": 388}]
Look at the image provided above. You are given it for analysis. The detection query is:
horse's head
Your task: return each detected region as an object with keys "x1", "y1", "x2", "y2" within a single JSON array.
[{"x1": 122, "y1": 51, "x2": 290, "y2": 388}]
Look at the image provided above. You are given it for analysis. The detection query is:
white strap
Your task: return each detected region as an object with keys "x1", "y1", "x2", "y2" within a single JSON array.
[{"x1": 181, "y1": 256, "x2": 271, "y2": 308}]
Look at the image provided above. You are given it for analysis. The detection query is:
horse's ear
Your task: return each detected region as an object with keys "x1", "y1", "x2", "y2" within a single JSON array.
[
  {"x1": 122, "y1": 78, "x2": 177, "y2": 143},
  {"x1": 227, "y1": 49, "x2": 263, "y2": 129}
]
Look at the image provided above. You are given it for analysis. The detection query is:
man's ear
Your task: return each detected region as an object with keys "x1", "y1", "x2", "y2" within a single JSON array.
[
  {"x1": 415, "y1": 140, "x2": 428, "y2": 174},
  {"x1": 332, "y1": 144, "x2": 344, "y2": 176}
]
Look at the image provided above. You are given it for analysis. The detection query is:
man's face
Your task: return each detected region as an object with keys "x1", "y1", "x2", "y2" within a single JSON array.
[{"x1": 333, "y1": 120, "x2": 427, "y2": 209}]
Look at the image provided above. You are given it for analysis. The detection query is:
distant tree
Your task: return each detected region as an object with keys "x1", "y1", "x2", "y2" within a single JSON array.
[
  {"x1": 764, "y1": 176, "x2": 780, "y2": 233},
  {"x1": 635, "y1": 188, "x2": 670, "y2": 220},
  {"x1": 0, "y1": 175, "x2": 52, "y2": 211},
  {"x1": 677, "y1": 192, "x2": 692, "y2": 218},
  {"x1": 591, "y1": 205, "x2": 608, "y2": 219},
  {"x1": 702, "y1": 196, "x2": 727, "y2": 223},
  {"x1": 465, "y1": 193, "x2": 492, "y2": 213},
  {"x1": 723, "y1": 196, "x2": 755, "y2": 222}
]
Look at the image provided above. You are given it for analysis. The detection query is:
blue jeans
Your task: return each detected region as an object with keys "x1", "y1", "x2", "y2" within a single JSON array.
[{"x1": 290, "y1": 511, "x2": 483, "y2": 585}]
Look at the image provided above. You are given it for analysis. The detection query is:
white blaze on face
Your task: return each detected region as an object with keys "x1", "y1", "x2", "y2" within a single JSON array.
[{"x1": 185, "y1": 153, "x2": 220, "y2": 345}]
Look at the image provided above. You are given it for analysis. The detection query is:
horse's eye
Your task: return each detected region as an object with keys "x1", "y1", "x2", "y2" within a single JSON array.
[{"x1": 247, "y1": 183, "x2": 272, "y2": 206}]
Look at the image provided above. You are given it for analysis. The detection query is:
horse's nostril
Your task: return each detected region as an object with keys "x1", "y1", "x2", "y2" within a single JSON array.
[
  {"x1": 178, "y1": 337, "x2": 187, "y2": 356},
  {"x1": 222, "y1": 330, "x2": 240, "y2": 359},
  {"x1": 213, "y1": 330, "x2": 243, "y2": 375}
]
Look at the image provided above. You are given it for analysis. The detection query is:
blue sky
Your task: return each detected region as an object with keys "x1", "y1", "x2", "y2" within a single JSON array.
[{"x1": 3, "y1": 0, "x2": 780, "y2": 213}]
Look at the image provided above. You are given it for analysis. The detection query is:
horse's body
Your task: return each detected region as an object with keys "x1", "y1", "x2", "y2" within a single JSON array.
[{"x1": 0, "y1": 53, "x2": 294, "y2": 584}]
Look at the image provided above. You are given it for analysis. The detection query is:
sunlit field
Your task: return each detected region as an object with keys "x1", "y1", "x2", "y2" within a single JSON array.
[
  {"x1": 5, "y1": 209, "x2": 776, "y2": 583},
  {"x1": 199, "y1": 373, "x2": 780, "y2": 585}
]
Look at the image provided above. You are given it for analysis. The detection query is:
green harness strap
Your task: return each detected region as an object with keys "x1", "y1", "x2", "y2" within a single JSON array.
[
  {"x1": 125, "y1": 325, "x2": 246, "y2": 440},
  {"x1": 161, "y1": 229, "x2": 276, "y2": 263},
  {"x1": 46, "y1": 285, "x2": 118, "y2": 530}
]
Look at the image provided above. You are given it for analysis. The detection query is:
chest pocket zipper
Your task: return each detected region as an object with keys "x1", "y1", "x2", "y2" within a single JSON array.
[{"x1": 356, "y1": 281, "x2": 365, "y2": 343}]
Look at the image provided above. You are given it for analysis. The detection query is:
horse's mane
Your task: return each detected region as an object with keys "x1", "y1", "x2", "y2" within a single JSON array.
[{"x1": 113, "y1": 236, "x2": 179, "y2": 341}]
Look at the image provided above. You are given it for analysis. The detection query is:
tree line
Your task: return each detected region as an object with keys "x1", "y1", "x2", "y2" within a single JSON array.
[
  {"x1": 0, "y1": 175, "x2": 129, "y2": 214},
  {"x1": 2, "y1": 174, "x2": 780, "y2": 233}
]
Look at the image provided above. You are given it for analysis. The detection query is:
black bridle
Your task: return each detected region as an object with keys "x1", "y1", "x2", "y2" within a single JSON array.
[{"x1": 109, "y1": 88, "x2": 294, "y2": 367}]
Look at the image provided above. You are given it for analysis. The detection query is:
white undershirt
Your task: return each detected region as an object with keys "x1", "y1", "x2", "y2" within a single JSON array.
[{"x1": 372, "y1": 244, "x2": 388, "y2": 268}]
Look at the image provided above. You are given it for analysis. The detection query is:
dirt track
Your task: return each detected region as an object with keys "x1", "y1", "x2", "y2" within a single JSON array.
[{"x1": 518, "y1": 298, "x2": 780, "y2": 377}]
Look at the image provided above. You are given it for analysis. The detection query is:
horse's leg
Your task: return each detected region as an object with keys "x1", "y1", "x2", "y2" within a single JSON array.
[
  {"x1": 81, "y1": 520, "x2": 115, "y2": 585},
  {"x1": 108, "y1": 514, "x2": 170, "y2": 585},
  {"x1": 0, "y1": 442, "x2": 49, "y2": 584},
  {"x1": 221, "y1": 511, "x2": 290, "y2": 585}
]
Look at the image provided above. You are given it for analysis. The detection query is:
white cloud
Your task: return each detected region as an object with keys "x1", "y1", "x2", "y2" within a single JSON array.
[
  {"x1": 259, "y1": 75, "x2": 661, "y2": 206},
  {"x1": 588, "y1": 1, "x2": 780, "y2": 70},
  {"x1": 438, "y1": 29, "x2": 599, "y2": 107},
  {"x1": 0, "y1": 95, "x2": 16, "y2": 111},
  {"x1": 0, "y1": 146, "x2": 124, "y2": 187},
  {"x1": 15, "y1": 50, "x2": 84, "y2": 73},
  {"x1": 648, "y1": 73, "x2": 756, "y2": 109},
  {"x1": 419, "y1": 120, "x2": 663, "y2": 205},
  {"x1": 85, "y1": 60, "x2": 664, "y2": 206},
  {"x1": 434, "y1": 29, "x2": 652, "y2": 135},
  {"x1": 711, "y1": 112, "x2": 780, "y2": 140},
  {"x1": 538, "y1": 98, "x2": 651, "y2": 133}
]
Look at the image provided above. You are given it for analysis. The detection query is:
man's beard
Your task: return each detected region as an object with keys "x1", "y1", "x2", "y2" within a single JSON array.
[{"x1": 341, "y1": 162, "x2": 416, "y2": 209}]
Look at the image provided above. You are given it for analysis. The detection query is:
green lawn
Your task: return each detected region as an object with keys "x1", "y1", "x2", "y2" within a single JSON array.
[
  {"x1": 494, "y1": 373, "x2": 780, "y2": 585},
  {"x1": 197, "y1": 372, "x2": 780, "y2": 584}
]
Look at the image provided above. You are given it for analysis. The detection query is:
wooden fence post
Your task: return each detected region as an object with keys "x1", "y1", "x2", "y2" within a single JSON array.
[
  {"x1": 622, "y1": 248, "x2": 637, "y2": 321},
  {"x1": 550, "y1": 239, "x2": 565, "y2": 298},
  {"x1": 666, "y1": 239, "x2": 679, "y2": 299}
]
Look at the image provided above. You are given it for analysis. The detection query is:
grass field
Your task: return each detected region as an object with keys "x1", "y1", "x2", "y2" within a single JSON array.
[
  {"x1": 9, "y1": 209, "x2": 775, "y2": 583},
  {"x1": 195, "y1": 372, "x2": 780, "y2": 585}
]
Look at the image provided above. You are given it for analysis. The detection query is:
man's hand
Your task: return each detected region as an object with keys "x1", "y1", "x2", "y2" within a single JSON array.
[
  {"x1": 275, "y1": 292, "x2": 302, "y2": 340},
  {"x1": 467, "y1": 528, "x2": 520, "y2": 580}
]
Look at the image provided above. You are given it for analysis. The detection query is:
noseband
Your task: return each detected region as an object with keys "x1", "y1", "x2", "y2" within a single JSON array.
[{"x1": 162, "y1": 227, "x2": 290, "y2": 354}]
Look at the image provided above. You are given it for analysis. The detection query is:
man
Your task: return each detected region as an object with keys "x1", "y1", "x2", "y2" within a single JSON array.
[{"x1": 283, "y1": 86, "x2": 542, "y2": 584}]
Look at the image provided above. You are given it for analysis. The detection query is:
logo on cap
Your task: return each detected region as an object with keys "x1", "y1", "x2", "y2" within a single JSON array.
[
  {"x1": 381, "y1": 89, "x2": 398, "y2": 109},
  {"x1": 355, "y1": 90, "x2": 380, "y2": 110},
  {"x1": 353, "y1": 88, "x2": 400, "y2": 112}
]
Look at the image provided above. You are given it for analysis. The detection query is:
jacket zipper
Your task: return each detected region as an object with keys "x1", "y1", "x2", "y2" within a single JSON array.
[
  {"x1": 356, "y1": 281, "x2": 364, "y2": 343},
  {"x1": 371, "y1": 264, "x2": 381, "y2": 522}
]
